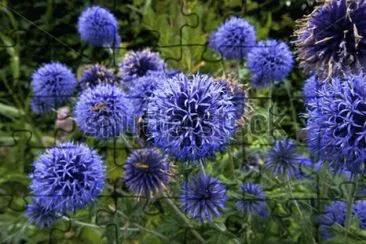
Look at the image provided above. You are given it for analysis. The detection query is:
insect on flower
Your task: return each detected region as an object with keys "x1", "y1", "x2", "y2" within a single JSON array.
[{"x1": 91, "y1": 103, "x2": 108, "y2": 111}]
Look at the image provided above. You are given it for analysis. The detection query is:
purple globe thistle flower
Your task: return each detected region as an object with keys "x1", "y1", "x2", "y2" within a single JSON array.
[
  {"x1": 235, "y1": 183, "x2": 268, "y2": 218},
  {"x1": 74, "y1": 84, "x2": 133, "y2": 140},
  {"x1": 124, "y1": 148, "x2": 170, "y2": 199},
  {"x1": 29, "y1": 142, "x2": 105, "y2": 213},
  {"x1": 77, "y1": 6, "x2": 121, "y2": 48},
  {"x1": 79, "y1": 64, "x2": 117, "y2": 90},
  {"x1": 31, "y1": 62, "x2": 77, "y2": 114},
  {"x1": 209, "y1": 17, "x2": 256, "y2": 60},
  {"x1": 295, "y1": 0, "x2": 366, "y2": 79},
  {"x1": 119, "y1": 49, "x2": 166, "y2": 83},
  {"x1": 180, "y1": 173, "x2": 227, "y2": 222},
  {"x1": 265, "y1": 139, "x2": 309, "y2": 178},
  {"x1": 306, "y1": 74, "x2": 366, "y2": 173},
  {"x1": 353, "y1": 200, "x2": 366, "y2": 229},
  {"x1": 25, "y1": 198, "x2": 60, "y2": 228},
  {"x1": 302, "y1": 75, "x2": 324, "y2": 108},
  {"x1": 316, "y1": 201, "x2": 347, "y2": 240},
  {"x1": 147, "y1": 73, "x2": 237, "y2": 161},
  {"x1": 247, "y1": 40, "x2": 294, "y2": 89}
]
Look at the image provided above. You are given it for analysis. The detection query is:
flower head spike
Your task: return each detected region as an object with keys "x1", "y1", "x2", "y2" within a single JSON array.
[
  {"x1": 306, "y1": 74, "x2": 366, "y2": 173},
  {"x1": 247, "y1": 39, "x2": 294, "y2": 89},
  {"x1": 29, "y1": 142, "x2": 105, "y2": 213},
  {"x1": 31, "y1": 62, "x2": 77, "y2": 114},
  {"x1": 295, "y1": 0, "x2": 366, "y2": 79},
  {"x1": 209, "y1": 17, "x2": 256, "y2": 60},
  {"x1": 25, "y1": 198, "x2": 60, "y2": 228},
  {"x1": 124, "y1": 148, "x2": 170, "y2": 199},
  {"x1": 147, "y1": 73, "x2": 237, "y2": 161},
  {"x1": 180, "y1": 173, "x2": 227, "y2": 222},
  {"x1": 79, "y1": 64, "x2": 117, "y2": 90},
  {"x1": 78, "y1": 6, "x2": 121, "y2": 48},
  {"x1": 119, "y1": 49, "x2": 166, "y2": 83},
  {"x1": 235, "y1": 183, "x2": 268, "y2": 218},
  {"x1": 353, "y1": 200, "x2": 366, "y2": 230},
  {"x1": 266, "y1": 139, "x2": 309, "y2": 178},
  {"x1": 74, "y1": 84, "x2": 133, "y2": 139},
  {"x1": 317, "y1": 201, "x2": 347, "y2": 240}
]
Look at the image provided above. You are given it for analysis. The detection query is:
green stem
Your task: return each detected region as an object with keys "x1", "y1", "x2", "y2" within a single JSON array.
[
  {"x1": 345, "y1": 175, "x2": 359, "y2": 243},
  {"x1": 284, "y1": 79, "x2": 299, "y2": 140}
]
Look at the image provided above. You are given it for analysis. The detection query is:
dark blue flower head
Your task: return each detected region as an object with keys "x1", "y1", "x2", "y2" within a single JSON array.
[
  {"x1": 317, "y1": 201, "x2": 347, "y2": 240},
  {"x1": 209, "y1": 17, "x2": 256, "y2": 60},
  {"x1": 25, "y1": 198, "x2": 60, "y2": 228},
  {"x1": 180, "y1": 173, "x2": 227, "y2": 222},
  {"x1": 31, "y1": 62, "x2": 77, "y2": 114},
  {"x1": 124, "y1": 148, "x2": 170, "y2": 199},
  {"x1": 147, "y1": 73, "x2": 237, "y2": 161},
  {"x1": 306, "y1": 74, "x2": 366, "y2": 173},
  {"x1": 247, "y1": 39, "x2": 294, "y2": 89},
  {"x1": 119, "y1": 49, "x2": 166, "y2": 83},
  {"x1": 302, "y1": 75, "x2": 324, "y2": 108},
  {"x1": 74, "y1": 84, "x2": 134, "y2": 139},
  {"x1": 29, "y1": 142, "x2": 105, "y2": 213},
  {"x1": 79, "y1": 64, "x2": 117, "y2": 90},
  {"x1": 216, "y1": 78, "x2": 247, "y2": 120},
  {"x1": 266, "y1": 139, "x2": 309, "y2": 178},
  {"x1": 235, "y1": 183, "x2": 268, "y2": 218},
  {"x1": 353, "y1": 200, "x2": 366, "y2": 230},
  {"x1": 295, "y1": 0, "x2": 366, "y2": 79},
  {"x1": 77, "y1": 6, "x2": 121, "y2": 48}
]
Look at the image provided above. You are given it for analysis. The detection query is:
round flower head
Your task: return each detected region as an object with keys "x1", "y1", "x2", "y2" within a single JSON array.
[
  {"x1": 119, "y1": 49, "x2": 166, "y2": 83},
  {"x1": 74, "y1": 84, "x2": 133, "y2": 140},
  {"x1": 235, "y1": 183, "x2": 268, "y2": 218},
  {"x1": 79, "y1": 64, "x2": 117, "y2": 90},
  {"x1": 77, "y1": 6, "x2": 121, "y2": 48},
  {"x1": 353, "y1": 200, "x2": 366, "y2": 230},
  {"x1": 302, "y1": 75, "x2": 324, "y2": 108},
  {"x1": 295, "y1": 0, "x2": 366, "y2": 79},
  {"x1": 29, "y1": 142, "x2": 105, "y2": 213},
  {"x1": 147, "y1": 73, "x2": 237, "y2": 161},
  {"x1": 209, "y1": 17, "x2": 256, "y2": 60},
  {"x1": 180, "y1": 173, "x2": 227, "y2": 222},
  {"x1": 247, "y1": 40, "x2": 294, "y2": 89},
  {"x1": 25, "y1": 198, "x2": 60, "y2": 228},
  {"x1": 31, "y1": 62, "x2": 77, "y2": 114},
  {"x1": 316, "y1": 201, "x2": 347, "y2": 240},
  {"x1": 266, "y1": 139, "x2": 309, "y2": 178},
  {"x1": 306, "y1": 74, "x2": 366, "y2": 173},
  {"x1": 124, "y1": 148, "x2": 170, "y2": 199}
]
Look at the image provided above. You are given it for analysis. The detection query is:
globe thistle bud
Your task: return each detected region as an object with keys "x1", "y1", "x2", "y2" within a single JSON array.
[
  {"x1": 295, "y1": 0, "x2": 366, "y2": 79},
  {"x1": 302, "y1": 75, "x2": 324, "y2": 108},
  {"x1": 180, "y1": 173, "x2": 227, "y2": 222},
  {"x1": 25, "y1": 198, "x2": 60, "y2": 228},
  {"x1": 209, "y1": 17, "x2": 256, "y2": 60},
  {"x1": 353, "y1": 200, "x2": 366, "y2": 230},
  {"x1": 235, "y1": 183, "x2": 268, "y2": 218},
  {"x1": 29, "y1": 142, "x2": 105, "y2": 213},
  {"x1": 316, "y1": 201, "x2": 347, "y2": 240},
  {"x1": 247, "y1": 39, "x2": 294, "y2": 89},
  {"x1": 124, "y1": 148, "x2": 171, "y2": 199},
  {"x1": 31, "y1": 62, "x2": 77, "y2": 114},
  {"x1": 77, "y1": 6, "x2": 121, "y2": 48},
  {"x1": 79, "y1": 64, "x2": 118, "y2": 90}
]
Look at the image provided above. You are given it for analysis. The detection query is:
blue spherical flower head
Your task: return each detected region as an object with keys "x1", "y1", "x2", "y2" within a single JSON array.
[
  {"x1": 124, "y1": 148, "x2": 170, "y2": 199},
  {"x1": 119, "y1": 49, "x2": 166, "y2": 83},
  {"x1": 266, "y1": 139, "x2": 309, "y2": 178},
  {"x1": 353, "y1": 201, "x2": 366, "y2": 230},
  {"x1": 317, "y1": 201, "x2": 347, "y2": 240},
  {"x1": 79, "y1": 64, "x2": 117, "y2": 90},
  {"x1": 295, "y1": 0, "x2": 366, "y2": 79},
  {"x1": 147, "y1": 73, "x2": 237, "y2": 161},
  {"x1": 25, "y1": 198, "x2": 60, "y2": 228},
  {"x1": 235, "y1": 183, "x2": 268, "y2": 218},
  {"x1": 31, "y1": 62, "x2": 77, "y2": 114},
  {"x1": 302, "y1": 75, "x2": 324, "y2": 108},
  {"x1": 30, "y1": 142, "x2": 105, "y2": 213},
  {"x1": 74, "y1": 84, "x2": 133, "y2": 139},
  {"x1": 247, "y1": 40, "x2": 294, "y2": 89},
  {"x1": 78, "y1": 6, "x2": 121, "y2": 48},
  {"x1": 209, "y1": 17, "x2": 256, "y2": 60},
  {"x1": 180, "y1": 173, "x2": 227, "y2": 222},
  {"x1": 306, "y1": 74, "x2": 366, "y2": 173}
]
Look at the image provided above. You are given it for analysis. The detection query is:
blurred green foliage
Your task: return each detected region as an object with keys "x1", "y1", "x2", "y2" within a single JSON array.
[{"x1": 2, "y1": 0, "x2": 366, "y2": 243}]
